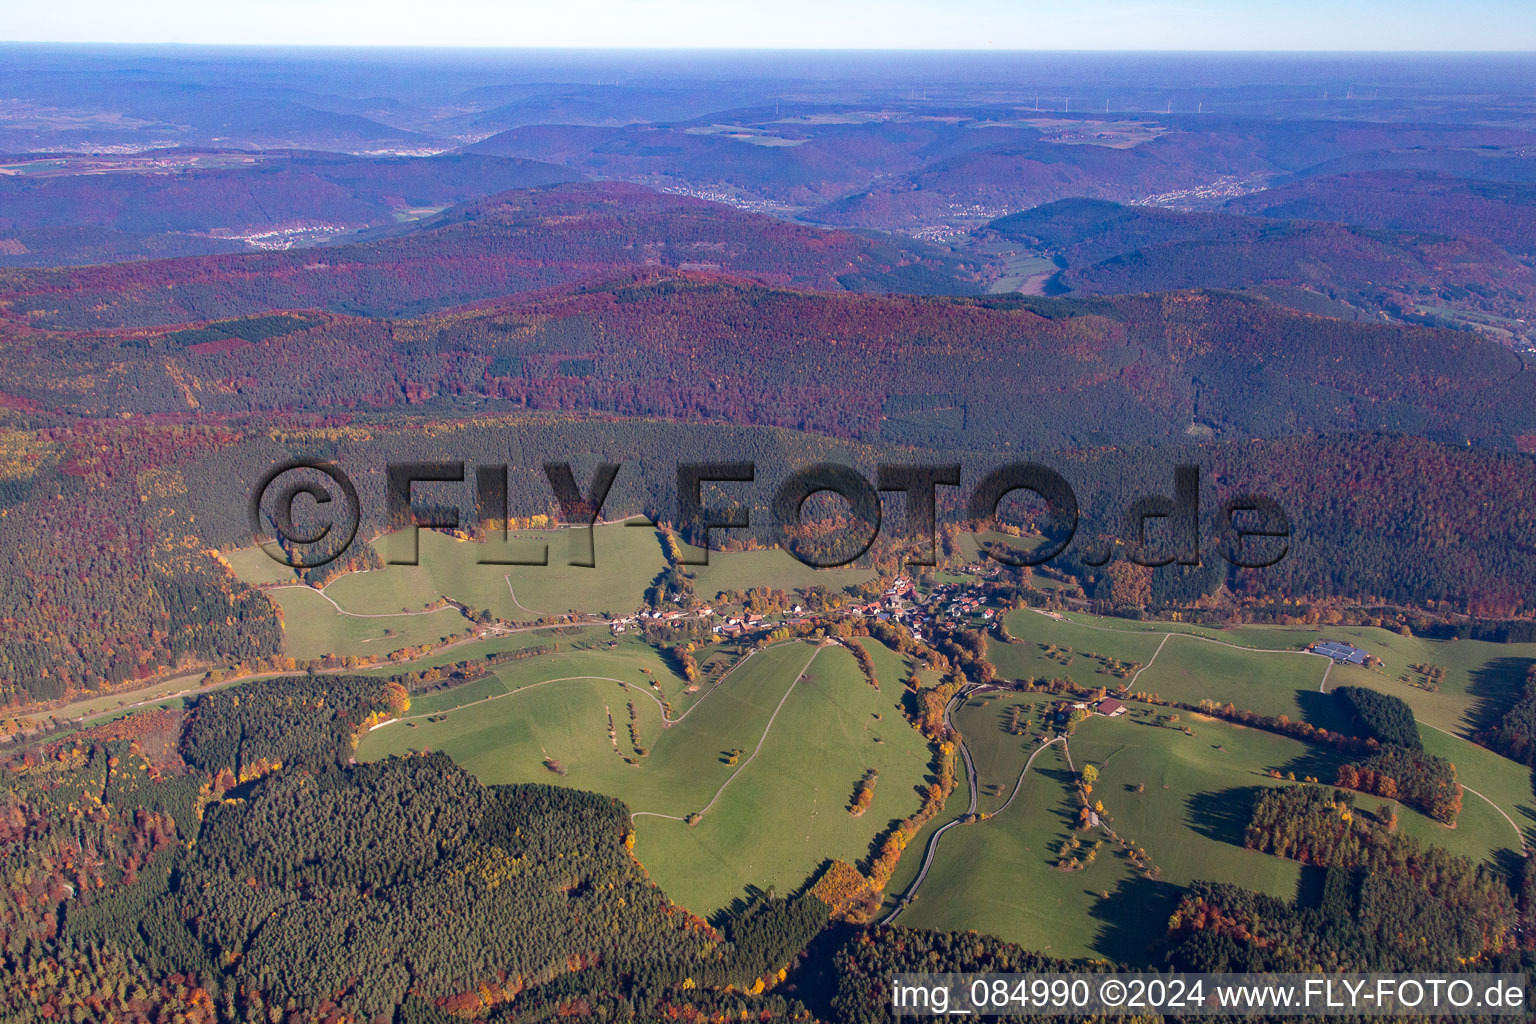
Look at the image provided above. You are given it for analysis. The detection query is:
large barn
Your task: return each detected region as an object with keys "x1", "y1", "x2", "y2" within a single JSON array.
[{"x1": 1312, "y1": 640, "x2": 1369, "y2": 665}]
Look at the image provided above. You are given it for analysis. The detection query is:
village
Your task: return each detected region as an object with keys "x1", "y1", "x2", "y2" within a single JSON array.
[{"x1": 605, "y1": 561, "x2": 1010, "y2": 645}]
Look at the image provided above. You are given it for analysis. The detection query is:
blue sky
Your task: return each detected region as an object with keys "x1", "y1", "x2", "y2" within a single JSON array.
[{"x1": 5, "y1": 0, "x2": 1534, "y2": 50}]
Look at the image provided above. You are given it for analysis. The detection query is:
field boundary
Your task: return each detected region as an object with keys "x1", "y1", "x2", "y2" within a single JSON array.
[
  {"x1": 634, "y1": 642, "x2": 827, "y2": 824},
  {"x1": 267, "y1": 584, "x2": 464, "y2": 620}
]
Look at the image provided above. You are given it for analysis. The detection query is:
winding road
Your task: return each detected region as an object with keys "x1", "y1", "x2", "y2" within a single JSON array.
[{"x1": 882, "y1": 683, "x2": 1067, "y2": 925}]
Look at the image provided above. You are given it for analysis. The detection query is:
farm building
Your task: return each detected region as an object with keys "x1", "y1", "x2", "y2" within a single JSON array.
[
  {"x1": 1095, "y1": 698, "x2": 1127, "y2": 717},
  {"x1": 1311, "y1": 640, "x2": 1369, "y2": 665}
]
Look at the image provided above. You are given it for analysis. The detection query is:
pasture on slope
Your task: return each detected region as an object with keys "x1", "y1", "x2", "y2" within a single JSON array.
[
  {"x1": 232, "y1": 526, "x2": 895, "y2": 663},
  {"x1": 900, "y1": 695, "x2": 1521, "y2": 965},
  {"x1": 358, "y1": 638, "x2": 934, "y2": 913},
  {"x1": 1001, "y1": 609, "x2": 1536, "y2": 845},
  {"x1": 260, "y1": 586, "x2": 469, "y2": 661},
  {"x1": 339, "y1": 525, "x2": 666, "y2": 620},
  {"x1": 679, "y1": 542, "x2": 878, "y2": 598},
  {"x1": 227, "y1": 524, "x2": 666, "y2": 660},
  {"x1": 896, "y1": 739, "x2": 1141, "y2": 961},
  {"x1": 1002, "y1": 609, "x2": 1536, "y2": 742}
]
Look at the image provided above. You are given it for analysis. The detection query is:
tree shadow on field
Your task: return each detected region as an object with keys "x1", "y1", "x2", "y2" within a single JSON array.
[
  {"x1": 1494, "y1": 847, "x2": 1527, "y2": 885},
  {"x1": 1465, "y1": 657, "x2": 1536, "y2": 736},
  {"x1": 713, "y1": 884, "x2": 769, "y2": 926},
  {"x1": 1034, "y1": 763, "x2": 1086, "y2": 835},
  {"x1": 1296, "y1": 689, "x2": 1356, "y2": 737},
  {"x1": 1185, "y1": 786, "x2": 1265, "y2": 847},
  {"x1": 1089, "y1": 875, "x2": 1181, "y2": 968},
  {"x1": 1275, "y1": 744, "x2": 1347, "y2": 784}
]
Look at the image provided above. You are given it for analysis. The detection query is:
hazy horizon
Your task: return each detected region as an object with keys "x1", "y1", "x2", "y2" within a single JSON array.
[{"x1": 6, "y1": 0, "x2": 1535, "y2": 52}]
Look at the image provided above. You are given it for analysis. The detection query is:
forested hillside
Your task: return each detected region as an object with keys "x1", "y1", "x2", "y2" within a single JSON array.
[
  {"x1": 2, "y1": 279, "x2": 1532, "y2": 451},
  {"x1": 0, "y1": 412, "x2": 1533, "y2": 703},
  {"x1": 982, "y1": 198, "x2": 1536, "y2": 331},
  {"x1": 0, "y1": 152, "x2": 581, "y2": 266},
  {"x1": 0, "y1": 678, "x2": 834, "y2": 1021},
  {"x1": 0, "y1": 182, "x2": 974, "y2": 328},
  {"x1": 1230, "y1": 171, "x2": 1536, "y2": 260}
]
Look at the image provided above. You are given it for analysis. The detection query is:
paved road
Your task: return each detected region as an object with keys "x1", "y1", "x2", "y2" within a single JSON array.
[{"x1": 882, "y1": 684, "x2": 1066, "y2": 925}]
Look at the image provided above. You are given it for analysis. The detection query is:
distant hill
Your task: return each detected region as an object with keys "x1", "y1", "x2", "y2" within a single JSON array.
[
  {"x1": 0, "y1": 181, "x2": 978, "y2": 328},
  {"x1": 808, "y1": 132, "x2": 1268, "y2": 230},
  {"x1": 463, "y1": 118, "x2": 950, "y2": 209},
  {"x1": 980, "y1": 198, "x2": 1536, "y2": 340},
  {"x1": 1229, "y1": 171, "x2": 1536, "y2": 260},
  {"x1": 1285, "y1": 146, "x2": 1536, "y2": 185},
  {"x1": 0, "y1": 151, "x2": 581, "y2": 266},
  {"x1": 463, "y1": 112, "x2": 1536, "y2": 234}
]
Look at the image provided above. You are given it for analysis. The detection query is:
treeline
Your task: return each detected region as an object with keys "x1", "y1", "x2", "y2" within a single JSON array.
[
  {"x1": 9, "y1": 402, "x2": 1536, "y2": 701},
  {"x1": 0, "y1": 676, "x2": 847, "y2": 1022},
  {"x1": 827, "y1": 926, "x2": 1085, "y2": 1024},
  {"x1": 1476, "y1": 664, "x2": 1536, "y2": 766},
  {"x1": 394, "y1": 640, "x2": 565, "y2": 694},
  {"x1": 1239, "y1": 785, "x2": 1514, "y2": 962},
  {"x1": 0, "y1": 430, "x2": 286, "y2": 704},
  {"x1": 1337, "y1": 746, "x2": 1462, "y2": 824},
  {"x1": 179, "y1": 674, "x2": 408, "y2": 777},
  {"x1": 1333, "y1": 686, "x2": 1421, "y2": 748}
]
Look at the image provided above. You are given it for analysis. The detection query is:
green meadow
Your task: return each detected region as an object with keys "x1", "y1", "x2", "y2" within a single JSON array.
[
  {"x1": 1004, "y1": 610, "x2": 1536, "y2": 741},
  {"x1": 358, "y1": 638, "x2": 935, "y2": 914},
  {"x1": 679, "y1": 544, "x2": 878, "y2": 599},
  {"x1": 263, "y1": 586, "x2": 469, "y2": 661},
  {"x1": 897, "y1": 740, "x2": 1146, "y2": 961},
  {"x1": 990, "y1": 611, "x2": 1166, "y2": 687},
  {"x1": 229, "y1": 524, "x2": 669, "y2": 659},
  {"x1": 902, "y1": 695, "x2": 1522, "y2": 964},
  {"x1": 330, "y1": 524, "x2": 666, "y2": 620},
  {"x1": 238, "y1": 546, "x2": 1536, "y2": 943}
]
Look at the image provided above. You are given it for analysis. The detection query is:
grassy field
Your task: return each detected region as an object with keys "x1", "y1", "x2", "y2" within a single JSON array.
[
  {"x1": 990, "y1": 612, "x2": 1167, "y2": 688},
  {"x1": 898, "y1": 740, "x2": 1154, "y2": 961},
  {"x1": 223, "y1": 545, "x2": 302, "y2": 586},
  {"x1": 232, "y1": 524, "x2": 666, "y2": 624},
  {"x1": 264, "y1": 586, "x2": 470, "y2": 661},
  {"x1": 1004, "y1": 610, "x2": 1536, "y2": 741},
  {"x1": 227, "y1": 524, "x2": 668, "y2": 659},
  {"x1": 332, "y1": 525, "x2": 667, "y2": 621},
  {"x1": 1131, "y1": 635, "x2": 1337, "y2": 729},
  {"x1": 1420, "y1": 727, "x2": 1536, "y2": 851},
  {"x1": 880, "y1": 745, "x2": 972, "y2": 916},
  {"x1": 954, "y1": 691, "x2": 1062, "y2": 815},
  {"x1": 1001, "y1": 608, "x2": 1536, "y2": 851},
  {"x1": 680, "y1": 544, "x2": 878, "y2": 599},
  {"x1": 354, "y1": 625, "x2": 614, "y2": 675},
  {"x1": 234, "y1": 526, "x2": 885, "y2": 663},
  {"x1": 1070, "y1": 707, "x2": 1514, "y2": 869},
  {"x1": 225, "y1": 547, "x2": 1536, "y2": 941},
  {"x1": 358, "y1": 638, "x2": 935, "y2": 914}
]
